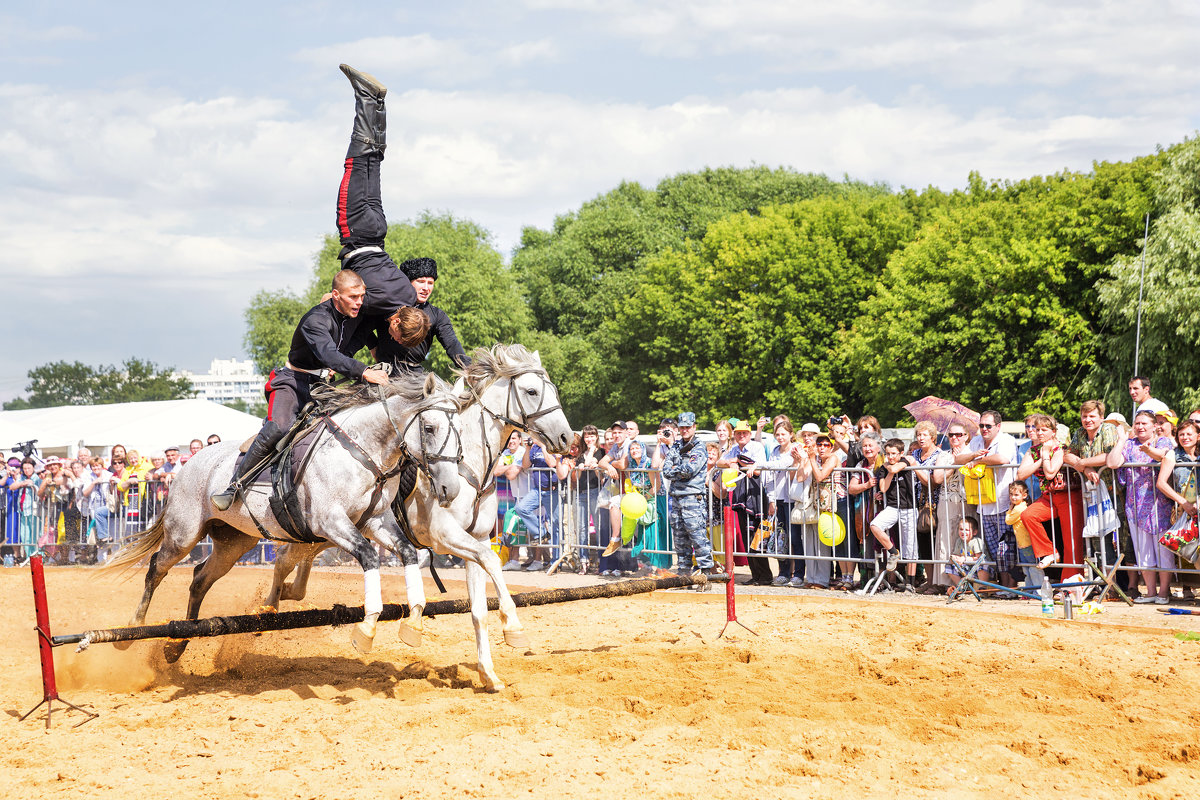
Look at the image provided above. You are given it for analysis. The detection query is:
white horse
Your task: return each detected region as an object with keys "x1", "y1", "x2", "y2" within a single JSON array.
[
  {"x1": 104, "y1": 373, "x2": 463, "y2": 660},
  {"x1": 266, "y1": 344, "x2": 573, "y2": 691}
]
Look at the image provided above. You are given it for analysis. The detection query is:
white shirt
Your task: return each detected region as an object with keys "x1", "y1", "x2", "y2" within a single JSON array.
[
  {"x1": 1136, "y1": 397, "x2": 1170, "y2": 415},
  {"x1": 965, "y1": 431, "x2": 1017, "y2": 515}
]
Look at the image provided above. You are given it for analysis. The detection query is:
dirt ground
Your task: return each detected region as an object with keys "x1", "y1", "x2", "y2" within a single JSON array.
[{"x1": 3, "y1": 564, "x2": 1200, "y2": 799}]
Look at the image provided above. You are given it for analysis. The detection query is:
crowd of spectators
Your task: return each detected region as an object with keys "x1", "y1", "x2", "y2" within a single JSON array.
[
  {"x1": 1, "y1": 435, "x2": 221, "y2": 566},
  {"x1": 6, "y1": 376, "x2": 1199, "y2": 609},
  {"x1": 493, "y1": 377, "x2": 1200, "y2": 605}
]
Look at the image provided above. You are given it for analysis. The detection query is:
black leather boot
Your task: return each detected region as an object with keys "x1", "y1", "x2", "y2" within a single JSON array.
[
  {"x1": 211, "y1": 422, "x2": 283, "y2": 511},
  {"x1": 340, "y1": 64, "x2": 387, "y2": 159}
]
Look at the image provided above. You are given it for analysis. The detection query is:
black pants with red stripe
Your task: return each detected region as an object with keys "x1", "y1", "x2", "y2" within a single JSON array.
[
  {"x1": 337, "y1": 153, "x2": 387, "y2": 248},
  {"x1": 263, "y1": 367, "x2": 316, "y2": 438},
  {"x1": 335, "y1": 154, "x2": 415, "y2": 316}
]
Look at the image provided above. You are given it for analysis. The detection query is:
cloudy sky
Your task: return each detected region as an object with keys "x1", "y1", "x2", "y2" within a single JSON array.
[{"x1": 2, "y1": 0, "x2": 1197, "y2": 404}]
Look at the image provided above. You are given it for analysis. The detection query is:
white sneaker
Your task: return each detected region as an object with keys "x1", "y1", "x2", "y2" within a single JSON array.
[
  {"x1": 524, "y1": 560, "x2": 544, "y2": 571},
  {"x1": 1133, "y1": 596, "x2": 1157, "y2": 604},
  {"x1": 886, "y1": 550, "x2": 900, "y2": 572},
  {"x1": 501, "y1": 559, "x2": 522, "y2": 571},
  {"x1": 772, "y1": 575, "x2": 790, "y2": 586},
  {"x1": 1154, "y1": 596, "x2": 1170, "y2": 605},
  {"x1": 789, "y1": 576, "x2": 806, "y2": 588},
  {"x1": 1037, "y1": 552, "x2": 1058, "y2": 569}
]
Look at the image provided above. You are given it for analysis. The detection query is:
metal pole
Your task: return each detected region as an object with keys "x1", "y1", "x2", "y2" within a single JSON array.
[{"x1": 1132, "y1": 211, "x2": 1151, "y2": 409}]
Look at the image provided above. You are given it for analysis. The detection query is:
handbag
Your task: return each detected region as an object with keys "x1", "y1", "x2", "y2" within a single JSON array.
[
  {"x1": 791, "y1": 503, "x2": 819, "y2": 525},
  {"x1": 106, "y1": 486, "x2": 119, "y2": 514},
  {"x1": 1159, "y1": 514, "x2": 1199, "y2": 553},
  {"x1": 960, "y1": 464, "x2": 997, "y2": 505},
  {"x1": 917, "y1": 501, "x2": 937, "y2": 535},
  {"x1": 1081, "y1": 481, "x2": 1120, "y2": 539}
]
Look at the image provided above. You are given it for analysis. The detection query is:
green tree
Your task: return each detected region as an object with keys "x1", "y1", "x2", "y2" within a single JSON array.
[
  {"x1": 243, "y1": 289, "x2": 307, "y2": 377},
  {"x1": 603, "y1": 192, "x2": 917, "y2": 426},
  {"x1": 1093, "y1": 137, "x2": 1200, "y2": 413},
  {"x1": 3, "y1": 358, "x2": 193, "y2": 409}
]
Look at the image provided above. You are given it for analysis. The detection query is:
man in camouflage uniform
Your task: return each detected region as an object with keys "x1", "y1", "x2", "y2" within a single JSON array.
[{"x1": 660, "y1": 411, "x2": 715, "y2": 579}]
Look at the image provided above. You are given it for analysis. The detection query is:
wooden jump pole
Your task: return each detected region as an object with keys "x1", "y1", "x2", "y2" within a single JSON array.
[{"x1": 52, "y1": 572, "x2": 730, "y2": 649}]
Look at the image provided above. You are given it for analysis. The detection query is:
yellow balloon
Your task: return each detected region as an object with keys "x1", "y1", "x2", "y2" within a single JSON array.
[
  {"x1": 620, "y1": 491, "x2": 648, "y2": 519},
  {"x1": 817, "y1": 512, "x2": 846, "y2": 547},
  {"x1": 721, "y1": 468, "x2": 739, "y2": 488}
]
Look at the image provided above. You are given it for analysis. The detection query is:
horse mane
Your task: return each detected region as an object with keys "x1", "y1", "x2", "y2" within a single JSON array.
[
  {"x1": 453, "y1": 344, "x2": 545, "y2": 407},
  {"x1": 312, "y1": 371, "x2": 453, "y2": 415}
]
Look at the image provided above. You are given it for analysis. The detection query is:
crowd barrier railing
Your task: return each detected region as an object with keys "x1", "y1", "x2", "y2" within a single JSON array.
[
  {"x1": 497, "y1": 457, "x2": 1199, "y2": 588},
  {"x1": 8, "y1": 456, "x2": 1194, "y2": 588}
]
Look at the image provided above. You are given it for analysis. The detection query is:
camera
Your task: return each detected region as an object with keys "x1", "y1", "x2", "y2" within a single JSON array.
[
  {"x1": 826, "y1": 416, "x2": 841, "y2": 428},
  {"x1": 12, "y1": 439, "x2": 38, "y2": 458}
]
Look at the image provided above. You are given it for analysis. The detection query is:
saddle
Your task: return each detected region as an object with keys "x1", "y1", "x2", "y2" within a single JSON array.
[{"x1": 233, "y1": 412, "x2": 326, "y2": 544}]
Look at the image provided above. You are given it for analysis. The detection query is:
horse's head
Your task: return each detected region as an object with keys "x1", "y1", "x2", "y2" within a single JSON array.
[
  {"x1": 463, "y1": 345, "x2": 573, "y2": 454},
  {"x1": 505, "y1": 365, "x2": 572, "y2": 454},
  {"x1": 401, "y1": 377, "x2": 463, "y2": 506}
]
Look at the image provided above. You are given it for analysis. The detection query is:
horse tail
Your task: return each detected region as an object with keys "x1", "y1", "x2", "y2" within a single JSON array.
[{"x1": 100, "y1": 504, "x2": 169, "y2": 575}]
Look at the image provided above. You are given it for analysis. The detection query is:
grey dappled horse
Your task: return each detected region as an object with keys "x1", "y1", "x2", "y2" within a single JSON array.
[
  {"x1": 104, "y1": 373, "x2": 463, "y2": 660},
  {"x1": 266, "y1": 344, "x2": 573, "y2": 691}
]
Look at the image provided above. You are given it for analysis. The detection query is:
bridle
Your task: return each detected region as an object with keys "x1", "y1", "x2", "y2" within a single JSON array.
[
  {"x1": 474, "y1": 367, "x2": 563, "y2": 438},
  {"x1": 376, "y1": 384, "x2": 463, "y2": 486},
  {"x1": 455, "y1": 367, "x2": 563, "y2": 530}
]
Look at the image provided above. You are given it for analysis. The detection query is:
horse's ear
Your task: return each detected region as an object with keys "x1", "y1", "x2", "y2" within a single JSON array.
[{"x1": 532, "y1": 350, "x2": 542, "y2": 366}]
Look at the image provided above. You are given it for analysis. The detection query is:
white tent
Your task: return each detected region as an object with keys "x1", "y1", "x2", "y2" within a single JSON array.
[{"x1": 0, "y1": 399, "x2": 262, "y2": 459}]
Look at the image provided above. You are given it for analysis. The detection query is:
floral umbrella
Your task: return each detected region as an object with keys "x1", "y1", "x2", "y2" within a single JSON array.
[{"x1": 902, "y1": 396, "x2": 981, "y2": 436}]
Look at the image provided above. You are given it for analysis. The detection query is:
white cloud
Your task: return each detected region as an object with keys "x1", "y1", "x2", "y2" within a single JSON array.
[
  {"x1": 293, "y1": 34, "x2": 559, "y2": 86},
  {"x1": 525, "y1": 0, "x2": 1200, "y2": 108}
]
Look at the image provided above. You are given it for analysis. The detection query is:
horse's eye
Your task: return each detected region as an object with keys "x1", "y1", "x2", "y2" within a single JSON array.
[
  {"x1": 525, "y1": 388, "x2": 537, "y2": 396},
  {"x1": 424, "y1": 424, "x2": 436, "y2": 435}
]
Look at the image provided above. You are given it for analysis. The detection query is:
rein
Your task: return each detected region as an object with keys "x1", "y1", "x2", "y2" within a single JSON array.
[
  {"x1": 376, "y1": 382, "x2": 463, "y2": 488},
  {"x1": 456, "y1": 366, "x2": 561, "y2": 532}
]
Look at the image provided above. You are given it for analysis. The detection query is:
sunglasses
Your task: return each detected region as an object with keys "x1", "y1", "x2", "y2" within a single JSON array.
[
  {"x1": 978, "y1": 423, "x2": 995, "y2": 430},
  {"x1": 948, "y1": 432, "x2": 967, "y2": 437}
]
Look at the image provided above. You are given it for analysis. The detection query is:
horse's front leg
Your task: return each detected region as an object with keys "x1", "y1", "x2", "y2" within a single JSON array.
[
  {"x1": 317, "y1": 520, "x2": 382, "y2": 654},
  {"x1": 465, "y1": 560, "x2": 503, "y2": 691},
  {"x1": 477, "y1": 543, "x2": 528, "y2": 648},
  {"x1": 431, "y1": 520, "x2": 528, "y2": 649},
  {"x1": 366, "y1": 510, "x2": 427, "y2": 647}
]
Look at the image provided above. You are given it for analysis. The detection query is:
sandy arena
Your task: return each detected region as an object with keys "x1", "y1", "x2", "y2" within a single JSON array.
[{"x1": 4, "y1": 564, "x2": 1200, "y2": 799}]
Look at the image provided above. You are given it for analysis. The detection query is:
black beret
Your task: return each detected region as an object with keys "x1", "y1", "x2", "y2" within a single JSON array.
[{"x1": 400, "y1": 257, "x2": 438, "y2": 281}]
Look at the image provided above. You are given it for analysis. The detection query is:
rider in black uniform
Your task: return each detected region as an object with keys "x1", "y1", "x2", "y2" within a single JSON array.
[
  {"x1": 210, "y1": 270, "x2": 390, "y2": 511},
  {"x1": 372, "y1": 257, "x2": 470, "y2": 374},
  {"x1": 335, "y1": 64, "x2": 418, "y2": 319}
]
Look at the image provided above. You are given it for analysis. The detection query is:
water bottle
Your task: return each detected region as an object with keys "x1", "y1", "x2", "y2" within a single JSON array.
[
  {"x1": 3, "y1": 553, "x2": 13, "y2": 568},
  {"x1": 1039, "y1": 577, "x2": 1054, "y2": 618}
]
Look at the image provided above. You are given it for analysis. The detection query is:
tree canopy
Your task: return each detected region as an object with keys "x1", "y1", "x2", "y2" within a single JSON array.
[{"x1": 3, "y1": 358, "x2": 193, "y2": 410}]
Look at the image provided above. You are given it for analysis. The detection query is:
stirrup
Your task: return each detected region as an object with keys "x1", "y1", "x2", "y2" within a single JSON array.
[{"x1": 211, "y1": 486, "x2": 239, "y2": 511}]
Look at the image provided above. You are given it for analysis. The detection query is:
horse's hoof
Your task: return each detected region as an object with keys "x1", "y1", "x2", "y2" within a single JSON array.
[
  {"x1": 163, "y1": 639, "x2": 189, "y2": 664},
  {"x1": 479, "y1": 675, "x2": 505, "y2": 693},
  {"x1": 503, "y1": 629, "x2": 529, "y2": 648},
  {"x1": 397, "y1": 622, "x2": 422, "y2": 648},
  {"x1": 351, "y1": 622, "x2": 375, "y2": 654}
]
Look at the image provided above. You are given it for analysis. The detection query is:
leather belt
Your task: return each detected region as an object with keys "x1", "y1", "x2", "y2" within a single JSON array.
[
  {"x1": 342, "y1": 245, "x2": 383, "y2": 264},
  {"x1": 285, "y1": 362, "x2": 334, "y2": 381}
]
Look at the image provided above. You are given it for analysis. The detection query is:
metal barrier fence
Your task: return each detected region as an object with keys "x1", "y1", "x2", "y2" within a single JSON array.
[
  {"x1": 0, "y1": 478, "x2": 272, "y2": 567},
  {"x1": 503, "y1": 458, "x2": 1199, "y2": 589},
  {"x1": 7, "y1": 457, "x2": 1195, "y2": 589}
]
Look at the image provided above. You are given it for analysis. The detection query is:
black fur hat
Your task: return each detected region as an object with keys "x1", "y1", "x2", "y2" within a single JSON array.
[{"x1": 400, "y1": 257, "x2": 438, "y2": 281}]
